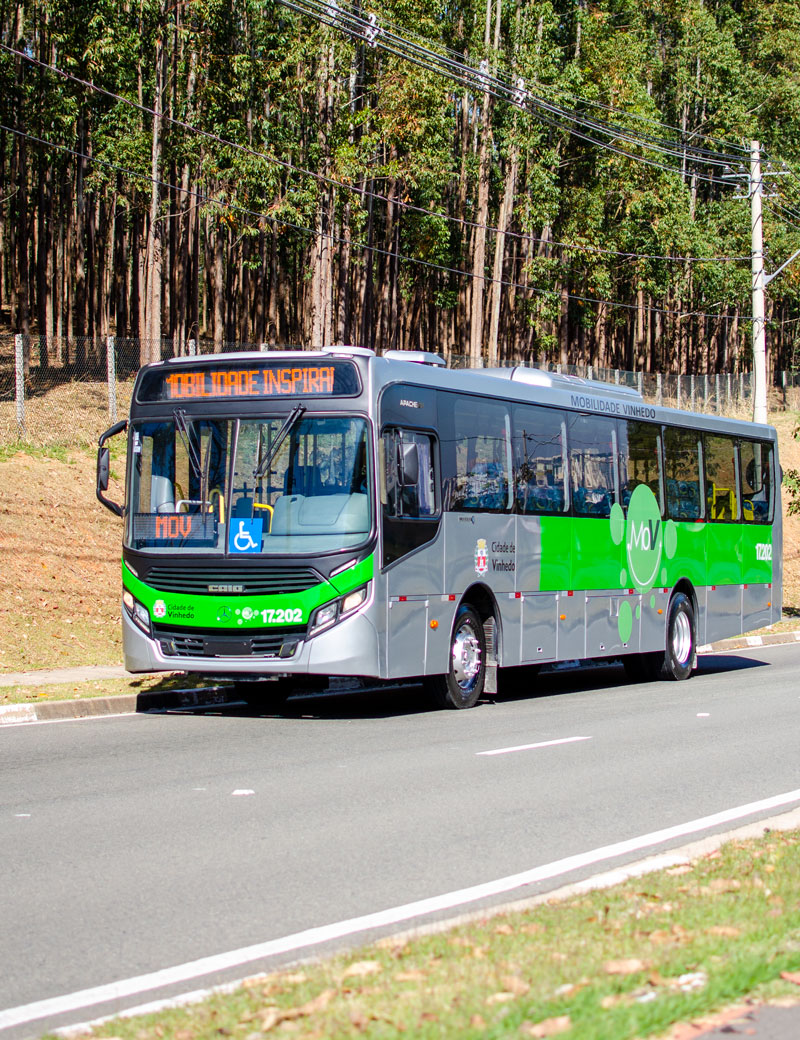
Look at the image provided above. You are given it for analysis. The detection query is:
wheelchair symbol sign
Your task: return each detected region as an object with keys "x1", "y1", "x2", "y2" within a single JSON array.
[{"x1": 229, "y1": 518, "x2": 263, "y2": 554}]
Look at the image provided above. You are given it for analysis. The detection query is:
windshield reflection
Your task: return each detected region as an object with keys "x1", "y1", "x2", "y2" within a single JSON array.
[{"x1": 126, "y1": 416, "x2": 371, "y2": 555}]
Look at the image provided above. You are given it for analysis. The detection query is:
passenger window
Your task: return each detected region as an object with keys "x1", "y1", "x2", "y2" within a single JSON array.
[
  {"x1": 618, "y1": 421, "x2": 662, "y2": 512},
  {"x1": 664, "y1": 426, "x2": 702, "y2": 520},
  {"x1": 568, "y1": 413, "x2": 616, "y2": 518},
  {"x1": 447, "y1": 399, "x2": 512, "y2": 513},
  {"x1": 512, "y1": 405, "x2": 566, "y2": 515},
  {"x1": 383, "y1": 429, "x2": 436, "y2": 520},
  {"x1": 705, "y1": 434, "x2": 739, "y2": 521},
  {"x1": 740, "y1": 440, "x2": 773, "y2": 523}
]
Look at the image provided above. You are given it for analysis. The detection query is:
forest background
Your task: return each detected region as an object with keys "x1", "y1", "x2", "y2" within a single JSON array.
[{"x1": 3, "y1": 0, "x2": 800, "y2": 380}]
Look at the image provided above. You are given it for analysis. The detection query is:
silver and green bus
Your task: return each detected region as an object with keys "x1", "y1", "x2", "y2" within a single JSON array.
[{"x1": 96, "y1": 347, "x2": 781, "y2": 709}]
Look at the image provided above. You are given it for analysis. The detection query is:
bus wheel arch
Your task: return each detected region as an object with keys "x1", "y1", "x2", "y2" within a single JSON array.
[{"x1": 425, "y1": 584, "x2": 499, "y2": 710}]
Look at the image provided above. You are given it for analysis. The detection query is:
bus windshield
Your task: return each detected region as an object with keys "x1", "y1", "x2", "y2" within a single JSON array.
[{"x1": 126, "y1": 415, "x2": 371, "y2": 555}]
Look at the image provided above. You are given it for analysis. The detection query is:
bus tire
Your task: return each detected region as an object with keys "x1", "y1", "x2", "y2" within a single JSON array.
[
  {"x1": 426, "y1": 605, "x2": 486, "y2": 709},
  {"x1": 659, "y1": 592, "x2": 695, "y2": 681}
]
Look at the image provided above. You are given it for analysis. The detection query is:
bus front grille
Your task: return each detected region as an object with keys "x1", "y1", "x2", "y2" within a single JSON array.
[
  {"x1": 143, "y1": 565, "x2": 322, "y2": 596},
  {"x1": 154, "y1": 624, "x2": 306, "y2": 659}
]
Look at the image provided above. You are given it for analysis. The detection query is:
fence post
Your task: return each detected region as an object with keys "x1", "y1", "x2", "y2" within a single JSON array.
[
  {"x1": 656, "y1": 372, "x2": 662, "y2": 407},
  {"x1": 637, "y1": 371, "x2": 643, "y2": 395},
  {"x1": 715, "y1": 374, "x2": 721, "y2": 414},
  {"x1": 260, "y1": 342, "x2": 268, "y2": 353},
  {"x1": 15, "y1": 333, "x2": 25, "y2": 439},
  {"x1": 188, "y1": 339, "x2": 197, "y2": 357},
  {"x1": 677, "y1": 376, "x2": 682, "y2": 410},
  {"x1": 614, "y1": 369, "x2": 620, "y2": 385},
  {"x1": 106, "y1": 335, "x2": 117, "y2": 422}
]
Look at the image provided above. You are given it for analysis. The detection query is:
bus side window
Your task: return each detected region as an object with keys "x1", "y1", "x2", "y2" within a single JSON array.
[
  {"x1": 383, "y1": 429, "x2": 436, "y2": 520},
  {"x1": 512, "y1": 404, "x2": 566, "y2": 515},
  {"x1": 704, "y1": 434, "x2": 739, "y2": 521},
  {"x1": 447, "y1": 398, "x2": 511, "y2": 513},
  {"x1": 568, "y1": 413, "x2": 616, "y2": 518},
  {"x1": 663, "y1": 426, "x2": 702, "y2": 520},
  {"x1": 618, "y1": 420, "x2": 663, "y2": 514},
  {"x1": 740, "y1": 440, "x2": 773, "y2": 523}
]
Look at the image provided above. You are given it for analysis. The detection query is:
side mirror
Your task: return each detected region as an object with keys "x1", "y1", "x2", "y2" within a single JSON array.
[
  {"x1": 97, "y1": 446, "x2": 110, "y2": 492},
  {"x1": 96, "y1": 419, "x2": 128, "y2": 517},
  {"x1": 398, "y1": 440, "x2": 419, "y2": 487}
]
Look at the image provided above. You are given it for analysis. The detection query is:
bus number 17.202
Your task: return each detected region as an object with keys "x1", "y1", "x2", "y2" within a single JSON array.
[{"x1": 261, "y1": 607, "x2": 303, "y2": 624}]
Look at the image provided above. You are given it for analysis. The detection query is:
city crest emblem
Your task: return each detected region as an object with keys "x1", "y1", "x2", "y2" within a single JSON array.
[{"x1": 474, "y1": 538, "x2": 488, "y2": 575}]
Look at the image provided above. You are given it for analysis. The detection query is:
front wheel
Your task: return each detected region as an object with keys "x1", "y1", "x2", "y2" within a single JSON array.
[{"x1": 425, "y1": 606, "x2": 486, "y2": 709}]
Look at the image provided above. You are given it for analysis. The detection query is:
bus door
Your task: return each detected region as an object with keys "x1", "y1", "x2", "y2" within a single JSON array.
[{"x1": 381, "y1": 427, "x2": 442, "y2": 678}]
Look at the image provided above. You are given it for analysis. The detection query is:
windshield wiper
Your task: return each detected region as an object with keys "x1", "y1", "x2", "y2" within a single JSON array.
[
  {"x1": 253, "y1": 403, "x2": 306, "y2": 482},
  {"x1": 174, "y1": 409, "x2": 202, "y2": 478}
]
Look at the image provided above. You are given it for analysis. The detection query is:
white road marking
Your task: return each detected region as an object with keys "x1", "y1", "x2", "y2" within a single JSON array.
[
  {"x1": 477, "y1": 736, "x2": 592, "y2": 756},
  {"x1": 4, "y1": 786, "x2": 800, "y2": 1033}
]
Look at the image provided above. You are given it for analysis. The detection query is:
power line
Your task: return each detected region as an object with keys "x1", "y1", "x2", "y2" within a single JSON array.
[
  {"x1": 279, "y1": 0, "x2": 754, "y2": 184},
  {"x1": 2, "y1": 120, "x2": 754, "y2": 324},
  {"x1": 0, "y1": 42, "x2": 751, "y2": 266}
]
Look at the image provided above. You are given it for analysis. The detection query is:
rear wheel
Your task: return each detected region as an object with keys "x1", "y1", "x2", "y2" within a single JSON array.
[
  {"x1": 625, "y1": 592, "x2": 695, "y2": 683},
  {"x1": 660, "y1": 592, "x2": 695, "y2": 680},
  {"x1": 425, "y1": 606, "x2": 486, "y2": 709}
]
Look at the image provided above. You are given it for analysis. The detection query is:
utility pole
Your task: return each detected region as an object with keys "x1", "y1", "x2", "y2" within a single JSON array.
[{"x1": 750, "y1": 141, "x2": 768, "y2": 425}]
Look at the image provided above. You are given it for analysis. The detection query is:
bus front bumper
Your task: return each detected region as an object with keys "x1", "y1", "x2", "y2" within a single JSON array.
[{"x1": 122, "y1": 607, "x2": 381, "y2": 678}]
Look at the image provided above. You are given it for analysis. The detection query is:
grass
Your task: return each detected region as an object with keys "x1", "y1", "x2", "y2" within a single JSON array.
[{"x1": 52, "y1": 827, "x2": 800, "y2": 1040}]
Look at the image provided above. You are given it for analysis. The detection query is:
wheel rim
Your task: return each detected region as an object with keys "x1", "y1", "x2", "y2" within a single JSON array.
[
  {"x1": 671, "y1": 609, "x2": 692, "y2": 666},
  {"x1": 451, "y1": 621, "x2": 482, "y2": 690}
]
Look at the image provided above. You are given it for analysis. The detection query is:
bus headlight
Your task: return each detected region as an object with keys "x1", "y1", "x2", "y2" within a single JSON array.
[
  {"x1": 309, "y1": 585, "x2": 369, "y2": 636},
  {"x1": 342, "y1": 586, "x2": 367, "y2": 615},
  {"x1": 123, "y1": 590, "x2": 152, "y2": 634},
  {"x1": 310, "y1": 602, "x2": 338, "y2": 634}
]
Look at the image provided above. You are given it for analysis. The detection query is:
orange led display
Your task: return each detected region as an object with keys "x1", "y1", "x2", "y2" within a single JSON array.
[{"x1": 164, "y1": 365, "x2": 337, "y2": 400}]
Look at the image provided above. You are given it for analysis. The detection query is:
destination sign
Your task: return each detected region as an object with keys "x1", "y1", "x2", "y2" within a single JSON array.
[{"x1": 137, "y1": 360, "x2": 361, "y2": 403}]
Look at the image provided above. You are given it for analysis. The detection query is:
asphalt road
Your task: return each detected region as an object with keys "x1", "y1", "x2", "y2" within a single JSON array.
[{"x1": 2, "y1": 643, "x2": 800, "y2": 1038}]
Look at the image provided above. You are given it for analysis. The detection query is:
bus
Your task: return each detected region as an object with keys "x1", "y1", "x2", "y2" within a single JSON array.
[{"x1": 96, "y1": 347, "x2": 782, "y2": 710}]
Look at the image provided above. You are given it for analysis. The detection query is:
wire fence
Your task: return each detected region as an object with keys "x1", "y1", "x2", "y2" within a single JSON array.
[{"x1": 2, "y1": 333, "x2": 800, "y2": 447}]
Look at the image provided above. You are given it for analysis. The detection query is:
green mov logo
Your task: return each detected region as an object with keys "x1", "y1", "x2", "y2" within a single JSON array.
[{"x1": 609, "y1": 485, "x2": 678, "y2": 643}]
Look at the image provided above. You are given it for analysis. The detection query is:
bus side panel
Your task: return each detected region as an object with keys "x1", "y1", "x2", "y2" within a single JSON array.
[
  {"x1": 384, "y1": 533, "x2": 445, "y2": 680},
  {"x1": 742, "y1": 523, "x2": 776, "y2": 633},
  {"x1": 515, "y1": 515, "x2": 550, "y2": 667},
  {"x1": 705, "y1": 523, "x2": 744, "y2": 644},
  {"x1": 570, "y1": 517, "x2": 625, "y2": 593}
]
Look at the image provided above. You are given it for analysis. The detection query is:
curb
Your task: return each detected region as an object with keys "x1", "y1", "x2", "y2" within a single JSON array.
[
  {"x1": 2, "y1": 627, "x2": 799, "y2": 727},
  {"x1": 0, "y1": 686, "x2": 238, "y2": 726}
]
